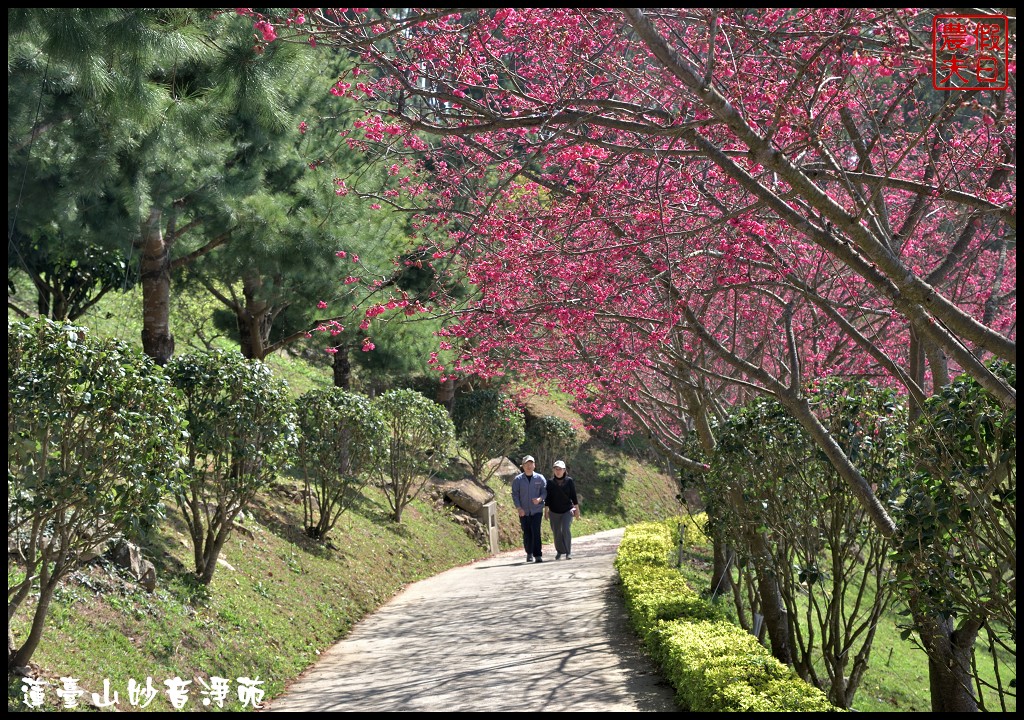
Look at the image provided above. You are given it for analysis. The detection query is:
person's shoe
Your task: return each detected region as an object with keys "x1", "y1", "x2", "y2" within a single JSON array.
[
  {"x1": 526, "y1": 555, "x2": 534, "y2": 562},
  {"x1": 535, "y1": 556, "x2": 544, "y2": 563},
  {"x1": 565, "y1": 554, "x2": 572, "y2": 560},
  {"x1": 555, "y1": 553, "x2": 562, "y2": 560}
]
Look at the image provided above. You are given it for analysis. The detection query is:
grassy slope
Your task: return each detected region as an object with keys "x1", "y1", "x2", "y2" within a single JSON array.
[
  {"x1": 7, "y1": 288, "x2": 685, "y2": 712},
  {"x1": 12, "y1": 288, "x2": 1011, "y2": 713},
  {"x1": 8, "y1": 433, "x2": 683, "y2": 714},
  {"x1": 9, "y1": 482, "x2": 486, "y2": 712}
]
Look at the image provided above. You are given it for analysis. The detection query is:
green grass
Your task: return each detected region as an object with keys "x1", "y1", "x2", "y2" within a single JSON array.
[
  {"x1": 261, "y1": 352, "x2": 333, "y2": 398},
  {"x1": 8, "y1": 482, "x2": 486, "y2": 712},
  {"x1": 853, "y1": 610, "x2": 930, "y2": 713},
  {"x1": 8, "y1": 288, "x2": 688, "y2": 711},
  {"x1": 668, "y1": 518, "x2": 1016, "y2": 713},
  {"x1": 13, "y1": 279, "x2": 1008, "y2": 713}
]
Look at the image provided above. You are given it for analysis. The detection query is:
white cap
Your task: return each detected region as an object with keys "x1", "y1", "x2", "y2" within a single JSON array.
[
  {"x1": 522, "y1": 455, "x2": 535, "y2": 464},
  {"x1": 553, "y1": 460, "x2": 566, "y2": 469}
]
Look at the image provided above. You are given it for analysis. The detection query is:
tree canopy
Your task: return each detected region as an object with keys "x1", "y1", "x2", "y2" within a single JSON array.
[{"x1": 245, "y1": 8, "x2": 1015, "y2": 711}]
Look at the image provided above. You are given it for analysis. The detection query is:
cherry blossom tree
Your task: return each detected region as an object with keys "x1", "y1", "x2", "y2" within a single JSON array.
[{"x1": 248, "y1": 8, "x2": 1014, "y2": 711}]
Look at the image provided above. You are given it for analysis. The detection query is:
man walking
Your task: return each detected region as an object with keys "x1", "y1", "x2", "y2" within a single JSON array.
[{"x1": 512, "y1": 455, "x2": 547, "y2": 563}]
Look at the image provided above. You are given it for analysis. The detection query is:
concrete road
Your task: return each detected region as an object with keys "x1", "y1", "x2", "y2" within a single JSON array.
[{"x1": 263, "y1": 528, "x2": 679, "y2": 712}]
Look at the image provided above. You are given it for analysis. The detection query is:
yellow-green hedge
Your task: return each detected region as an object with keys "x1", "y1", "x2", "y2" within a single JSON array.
[
  {"x1": 616, "y1": 520, "x2": 840, "y2": 712},
  {"x1": 668, "y1": 512, "x2": 711, "y2": 547},
  {"x1": 618, "y1": 565, "x2": 726, "y2": 641},
  {"x1": 614, "y1": 521, "x2": 673, "y2": 568}
]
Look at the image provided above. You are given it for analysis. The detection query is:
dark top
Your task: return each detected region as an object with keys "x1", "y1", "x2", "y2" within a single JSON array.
[{"x1": 545, "y1": 474, "x2": 578, "y2": 514}]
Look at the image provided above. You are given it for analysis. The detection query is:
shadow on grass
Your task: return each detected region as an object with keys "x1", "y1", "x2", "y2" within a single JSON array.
[
  {"x1": 138, "y1": 510, "x2": 193, "y2": 580},
  {"x1": 572, "y1": 442, "x2": 628, "y2": 519},
  {"x1": 345, "y1": 487, "x2": 395, "y2": 522},
  {"x1": 163, "y1": 572, "x2": 214, "y2": 609},
  {"x1": 255, "y1": 479, "x2": 416, "y2": 552},
  {"x1": 380, "y1": 519, "x2": 413, "y2": 539},
  {"x1": 247, "y1": 497, "x2": 338, "y2": 561}
]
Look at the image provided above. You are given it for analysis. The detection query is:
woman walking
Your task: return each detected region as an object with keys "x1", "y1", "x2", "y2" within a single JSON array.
[{"x1": 544, "y1": 460, "x2": 579, "y2": 560}]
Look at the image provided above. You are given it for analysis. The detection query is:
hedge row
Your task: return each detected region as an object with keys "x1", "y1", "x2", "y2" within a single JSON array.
[{"x1": 614, "y1": 518, "x2": 840, "y2": 712}]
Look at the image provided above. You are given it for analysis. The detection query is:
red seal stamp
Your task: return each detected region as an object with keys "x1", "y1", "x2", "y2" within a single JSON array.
[{"x1": 932, "y1": 14, "x2": 1009, "y2": 90}]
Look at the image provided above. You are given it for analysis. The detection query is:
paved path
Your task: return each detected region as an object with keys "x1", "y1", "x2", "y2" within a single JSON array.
[{"x1": 263, "y1": 529, "x2": 679, "y2": 712}]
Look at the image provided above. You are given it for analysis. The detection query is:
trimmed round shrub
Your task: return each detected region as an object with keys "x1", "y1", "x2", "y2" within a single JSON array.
[
  {"x1": 8, "y1": 319, "x2": 186, "y2": 668},
  {"x1": 167, "y1": 349, "x2": 296, "y2": 584}
]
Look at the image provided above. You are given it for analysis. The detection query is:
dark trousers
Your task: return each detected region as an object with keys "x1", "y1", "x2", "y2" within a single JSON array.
[
  {"x1": 520, "y1": 512, "x2": 543, "y2": 558},
  {"x1": 549, "y1": 511, "x2": 573, "y2": 555}
]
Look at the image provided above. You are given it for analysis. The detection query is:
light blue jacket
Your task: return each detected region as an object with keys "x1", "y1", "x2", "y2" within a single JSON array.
[{"x1": 512, "y1": 472, "x2": 547, "y2": 515}]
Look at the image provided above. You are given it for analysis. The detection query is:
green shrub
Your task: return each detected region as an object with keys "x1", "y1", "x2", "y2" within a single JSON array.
[
  {"x1": 652, "y1": 620, "x2": 837, "y2": 712},
  {"x1": 167, "y1": 349, "x2": 296, "y2": 584},
  {"x1": 615, "y1": 519, "x2": 840, "y2": 712},
  {"x1": 294, "y1": 388, "x2": 388, "y2": 542},
  {"x1": 667, "y1": 512, "x2": 711, "y2": 547},
  {"x1": 8, "y1": 319, "x2": 186, "y2": 669},
  {"x1": 619, "y1": 565, "x2": 725, "y2": 639},
  {"x1": 375, "y1": 388, "x2": 456, "y2": 522},
  {"x1": 522, "y1": 414, "x2": 582, "y2": 475},
  {"x1": 452, "y1": 389, "x2": 525, "y2": 483},
  {"x1": 614, "y1": 521, "x2": 673, "y2": 569}
]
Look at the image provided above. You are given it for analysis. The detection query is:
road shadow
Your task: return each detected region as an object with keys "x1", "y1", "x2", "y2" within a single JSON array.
[{"x1": 264, "y1": 530, "x2": 680, "y2": 712}]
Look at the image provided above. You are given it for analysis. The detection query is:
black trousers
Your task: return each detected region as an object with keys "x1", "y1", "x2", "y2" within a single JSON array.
[{"x1": 519, "y1": 513, "x2": 543, "y2": 557}]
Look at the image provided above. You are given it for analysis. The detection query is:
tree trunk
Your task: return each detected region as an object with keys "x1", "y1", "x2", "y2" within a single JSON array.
[
  {"x1": 908, "y1": 328, "x2": 925, "y2": 423},
  {"x1": 198, "y1": 520, "x2": 231, "y2": 586},
  {"x1": 199, "y1": 540, "x2": 225, "y2": 586},
  {"x1": 7, "y1": 627, "x2": 16, "y2": 670},
  {"x1": 237, "y1": 272, "x2": 271, "y2": 360},
  {"x1": 926, "y1": 340, "x2": 950, "y2": 392},
  {"x1": 909, "y1": 600, "x2": 979, "y2": 712},
  {"x1": 710, "y1": 535, "x2": 732, "y2": 599},
  {"x1": 437, "y1": 377, "x2": 455, "y2": 410},
  {"x1": 139, "y1": 208, "x2": 175, "y2": 365},
  {"x1": 31, "y1": 275, "x2": 55, "y2": 319},
  {"x1": 721, "y1": 476, "x2": 792, "y2": 664},
  {"x1": 237, "y1": 310, "x2": 270, "y2": 360},
  {"x1": 909, "y1": 343, "x2": 973, "y2": 712},
  {"x1": 8, "y1": 577, "x2": 58, "y2": 672},
  {"x1": 333, "y1": 345, "x2": 352, "y2": 389},
  {"x1": 747, "y1": 531, "x2": 793, "y2": 665}
]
